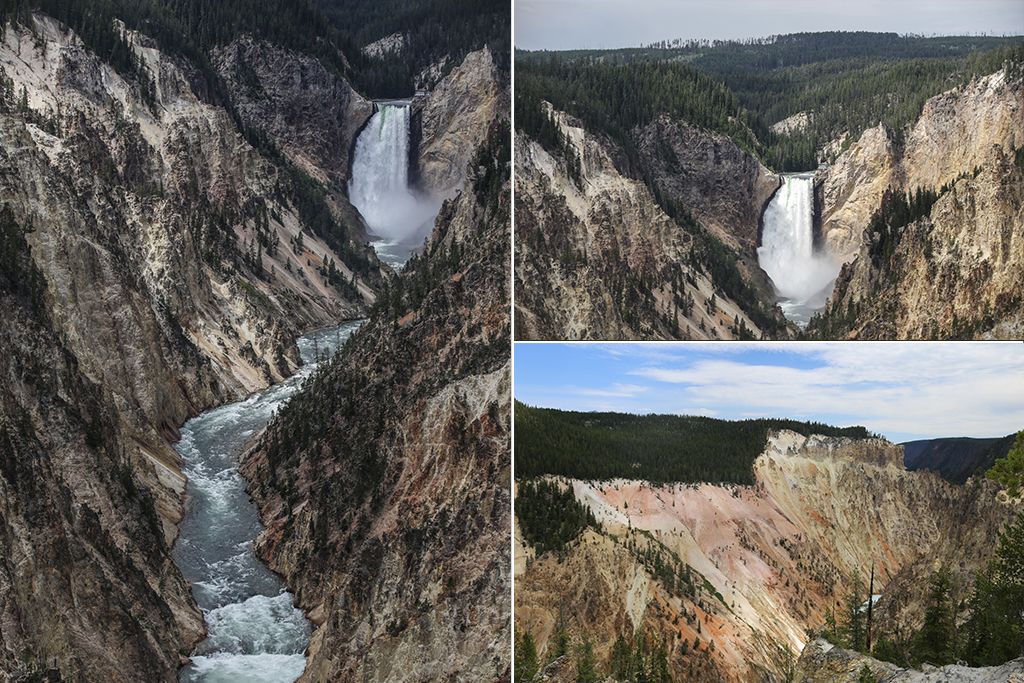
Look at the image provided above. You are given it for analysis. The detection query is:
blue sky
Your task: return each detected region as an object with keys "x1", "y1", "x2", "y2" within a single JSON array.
[
  {"x1": 515, "y1": 0, "x2": 1024, "y2": 51},
  {"x1": 513, "y1": 342, "x2": 1024, "y2": 443}
]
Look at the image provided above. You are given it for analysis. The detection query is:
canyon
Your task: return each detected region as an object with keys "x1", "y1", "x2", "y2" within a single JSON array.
[
  {"x1": 240, "y1": 115, "x2": 511, "y2": 682},
  {"x1": 811, "y1": 67, "x2": 1023, "y2": 338},
  {"x1": 514, "y1": 431, "x2": 1020, "y2": 682},
  {"x1": 514, "y1": 107, "x2": 787, "y2": 340},
  {"x1": 514, "y1": 61, "x2": 1023, "y2": 339},
  {"x1": 0, "y1": 9, "x2": 508, "y2": 683}
]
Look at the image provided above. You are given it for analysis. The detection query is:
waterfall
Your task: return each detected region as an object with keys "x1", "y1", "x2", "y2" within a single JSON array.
[
  {"x1": 348, "y1": 102, "x2": 442, "y2": 266},
  {"x1": 757, "y1": 174, "x2": 840, "y2": 327}
]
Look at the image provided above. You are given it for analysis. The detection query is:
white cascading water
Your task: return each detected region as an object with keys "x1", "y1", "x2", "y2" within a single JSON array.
[
  {"x1": 757, "y1": 173, "x2": 841, "y2": 327},
  {"x1": 348, "y1": 102, "x2": 442, "y2": 268},
  {"x1": 174, "y1": 323, "x2": 360, "y2": 683}
]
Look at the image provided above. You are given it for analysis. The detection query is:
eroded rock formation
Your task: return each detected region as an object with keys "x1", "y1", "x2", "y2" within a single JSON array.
[
  {"x1": 413, "y1": 47, "x2": 508, "y2": 197},
  {"x1": 514, "y1": 431, "x2": 1019, "y2": 682},
  {"x1": 819, "y1": 143, "x2": 1023, "y2": 339},
  {"x1": 810, "y1": 67, "x2": 1023, "y2": 338},
  {"x1": 0, "y1": 12, "x2": 384, "y2": 681},
  {"x1": 241, "y1": 118, "x2": 511, "y2": 682},
  {"x1": 514, "y1": 107, "x2": 787, "y2": 340},
  {"x1": 635, "y1": 115, "x2": 780, "y2": 254}
]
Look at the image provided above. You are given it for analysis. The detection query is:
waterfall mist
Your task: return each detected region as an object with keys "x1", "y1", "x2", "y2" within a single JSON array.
[
  {"x1": 757, "y1": 174, "x2": 841, "y2": 327},
  {"x1": 348, "y1": 103, "x2": 442, "y2": 266}
]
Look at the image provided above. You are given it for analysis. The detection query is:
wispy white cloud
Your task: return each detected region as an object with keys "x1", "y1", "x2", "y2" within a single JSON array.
[
  {"x1": 515, "y1": 343, "x2": 1024, "y2": 442},
  {"x1": 578, "y1": 383, "x2": 650, "y2": 397}
]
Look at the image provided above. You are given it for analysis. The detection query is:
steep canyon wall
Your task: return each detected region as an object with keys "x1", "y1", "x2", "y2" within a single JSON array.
[
  {"x1": 514, "y1": 107, "x2": 787, "y2": 340},
  {"x1": 0, "y1": 13, "x2": 389, "y2": 681},
  {"x1": 514, "y1": 432, "x2": 1018, "y2": 682}
]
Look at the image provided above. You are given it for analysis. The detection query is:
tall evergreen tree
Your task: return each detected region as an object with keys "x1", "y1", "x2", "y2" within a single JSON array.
[
  {"x1": 913, "y1": 566, "x2": 953, "y2": 666},
  {"x1": 962, "y1": 511, "x2": 1024, "y2": 665},
  {"x1": 843, "y1": 571, "x2": 866, "y2": 652}
]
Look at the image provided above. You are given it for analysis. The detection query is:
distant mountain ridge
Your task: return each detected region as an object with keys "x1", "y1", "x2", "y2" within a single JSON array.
[{"x1": 901, "y1": 434, "x2": 1016, "y2": 484}]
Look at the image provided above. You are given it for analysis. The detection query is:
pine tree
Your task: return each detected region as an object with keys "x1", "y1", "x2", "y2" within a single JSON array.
[
  {"x1": 514, "y1": 629, "x2": 539, "y2": 683},
  {"x1": 986, "y1": 430, "x2": 1024, "y2": 497},
  {"x1": 962, "y1": 510, "x2": 1024, "y2": 665},
  {"x1": 842, "y1": 571, "x2": 866, "y2": 652},
  {"x1": 914, "y1": 566, "x2": 953, "y2": 665}
]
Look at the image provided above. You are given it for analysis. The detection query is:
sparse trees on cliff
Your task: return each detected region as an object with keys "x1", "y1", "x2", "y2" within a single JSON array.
[
  {"x1": 986, "y1": 430, "x2": 1024, "y2": 498},
  {"x1": 842, "y1": 571, "x2": 867, "y2": 653},
  {"x1": 514, "y1": 629, "x2": 539, "y2": 683},
  {"x1": 961, "y1": 510, "x2": 1024, "y2": 665},
  {"x1": 575, "y1": 639, "x2": 600, "y2": 683}
]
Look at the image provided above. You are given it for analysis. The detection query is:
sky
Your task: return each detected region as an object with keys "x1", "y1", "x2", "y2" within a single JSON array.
[
  {"x1": 515, "y1": 0, "x2": 1024, "y2": 51},
  {"x1": 513, "y1": 342, "x2": 1024, "y2": 444}
]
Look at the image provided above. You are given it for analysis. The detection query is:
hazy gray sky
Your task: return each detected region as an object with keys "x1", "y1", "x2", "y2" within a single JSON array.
[{"x1": 515, "y1": 0, "x2": 1024, "y2": 51}]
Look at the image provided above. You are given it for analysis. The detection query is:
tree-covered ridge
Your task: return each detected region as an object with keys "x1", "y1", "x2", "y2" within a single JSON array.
[
  {"x1": 2, "y1": 0, "x2": 508, "y2": 99},
  {"x1": 516, "y1": 58, "x2": 765, "y2": 165},
  {"x1": 516, "y1": 32, "x2": 1021, "y2": 72},
  {"x1": 516, "y1": 33, "x2": 1023, "y2": 171},
  {"x1": 514, "y1": 401, "x2": 873, "y2": 485},
  {"x1": 312, "y1": 0, "x2": 509, "y2": 94}
]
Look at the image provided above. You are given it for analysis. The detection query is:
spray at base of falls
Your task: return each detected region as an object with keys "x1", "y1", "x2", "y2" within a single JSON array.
[
  {"x1": 757, "y1": 173, "x2": 841, "y2": 327},
  {"x1": 349, "y1": 102, "x2": 443, "y2": 268},
  {"x1": 174, "y1": 323, "x2": 361, "y2": 683}
]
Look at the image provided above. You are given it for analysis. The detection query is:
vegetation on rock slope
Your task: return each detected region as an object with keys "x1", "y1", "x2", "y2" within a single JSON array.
[
  {"x1": 242, "y1": 119, "x2": 511, "y2": 680},
  {"x1": 518, "y1": 32, "x2": 1024, "y2": 169}
]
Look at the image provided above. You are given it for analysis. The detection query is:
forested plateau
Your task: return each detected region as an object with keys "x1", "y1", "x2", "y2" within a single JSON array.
[
  {"x1": 514, "y1": 33, "x2": 1024, "y2": 340},
  {"x1": 514, "y1": 426, "x2": 1024, "y2": 683},
  {"x1": 0, "y1": 1, "x2": 509, "y2": 681}
]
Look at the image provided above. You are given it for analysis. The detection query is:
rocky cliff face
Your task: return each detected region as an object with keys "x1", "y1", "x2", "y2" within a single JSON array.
[
  {"x1": 213, "y1": 38, "x2": 373, "y2": 206},
  {"x1": 815, "y1": 143, "x2": 1023, "y2": 339},
  {"x1": 0, "y1": 12, "x2": 384, "y2": 682},
  {"x1": 515, "y1": 432, "x2": 1018, "y2": 682},
  {"x1": 818, "y1": 68, "x2": 1023, "y2": 263},
  {"x1": 514, "y1": 109, "x2": 788, "y2": 340},
  {"x1": 795, "y1": 639, "x2": 1024, "y2": 683},
  {"x1": 240, "y1": 120, "x2": 510, "y2": 682},
  {"x1": 816, "y1": 124, "x2": 899, "y2": 261},
  {"x1": 635, "y1": 115, "x2": 780, "y2": 255},
  {"x1": 809, "y1": 67, "x2": 1023, "y2": 338},
  {"x1": 0, "y1": 235, "x2": 202, "y2": 683},
  {"x1": 413, "y1": 47, "x2": 508, "y2": 197}
]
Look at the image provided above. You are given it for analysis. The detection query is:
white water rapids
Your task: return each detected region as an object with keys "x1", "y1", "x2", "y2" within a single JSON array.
[
  {"x1": 757, "y1": 173, "x2": 840, "y2": 327},
  {"x1": 174, "y1": 322, "x2": 361, "y2": 682},
  {"x1": 348, "y1": 102, "x2": 443, "y2": 269}
]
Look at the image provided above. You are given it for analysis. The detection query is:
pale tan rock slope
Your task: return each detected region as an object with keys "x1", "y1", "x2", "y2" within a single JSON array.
[
  {"x1": 514, "y1": 106, "x2": 786, "y2": 340},
  {"x1": 415, "y1": 47, "x2": 508, "y2": 197},
  {"x1": 819, "y1": 68, "x2": 1023, "y2": 262},
  {"x1": 515, "y1": 431, "x2": 1018, "y2": 682},
  {"x1": 812, "y1": 67, "x2": 1023, "y2": 339}
]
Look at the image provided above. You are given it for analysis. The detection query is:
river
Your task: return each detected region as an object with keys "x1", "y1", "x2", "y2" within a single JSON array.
[{"x1": 173, "y1": 321, "x2": 362, "y2": 682}]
